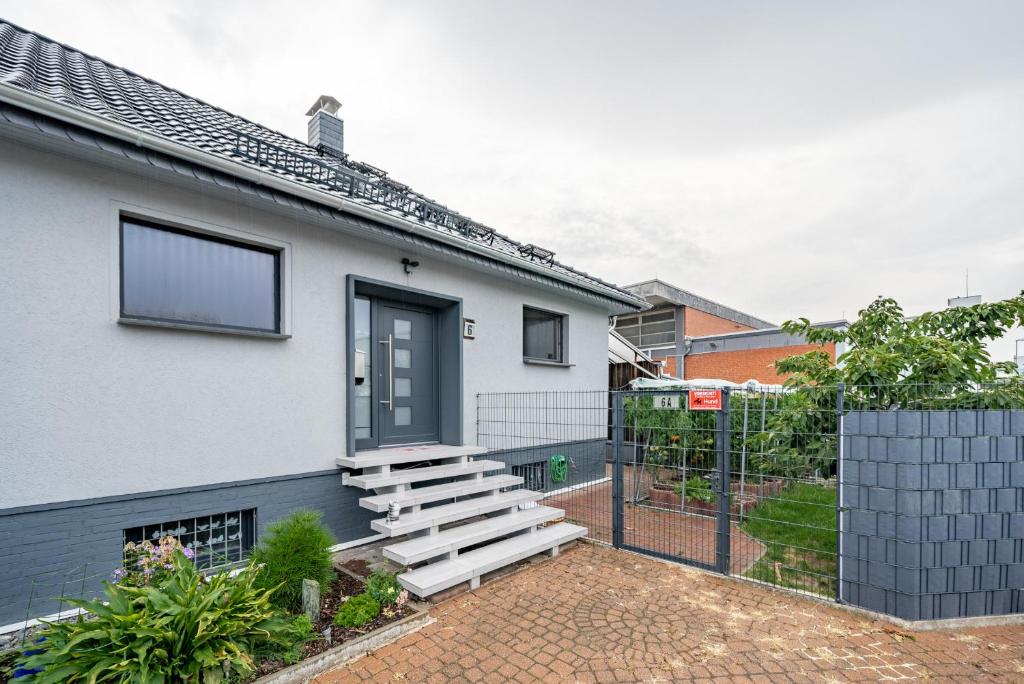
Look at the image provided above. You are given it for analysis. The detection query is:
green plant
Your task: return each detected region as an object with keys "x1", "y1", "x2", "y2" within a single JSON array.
[
  {"x1": 740, "y1": 483, "x2": 837, "y2": 596},
  {"x1": 365, "y1": 571, "x2": 403, "y2": 606},
  {"x1": 778, "y1": 293, "x2": 1024, "y2": 407},
  {"x1": 673, "y1": 476, "x2": 715, "y2": 504},
  {"x1": 17, "y1": 551, "x2": 290, "y2": 683},
  {"x1": 333, "y1": 593, "x2": 380, "y2": 629},
  {"x1": 1, "y1": 648, "x2": 20, "y2": 679},
  {"x1": 248, "y1": 509, "x2": 337, "y2": 613},
  {"x1": 256, "y1": 614, "x2": 318, "y2": 666},
  {"x1": 115, "y1": 535, "x2": 194, "y2": 587}
]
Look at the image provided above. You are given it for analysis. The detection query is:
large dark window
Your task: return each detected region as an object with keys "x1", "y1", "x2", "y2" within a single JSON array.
[
  {"x1": 120, "y1": 218, "x2": 280, "y2": 333},
  {"x1": 523, "y1": 306, "x2": 564, "y2": 362}
]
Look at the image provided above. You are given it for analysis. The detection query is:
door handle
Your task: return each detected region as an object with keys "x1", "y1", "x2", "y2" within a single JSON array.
[{"x1": 379, "y1": 334, "x2": 394, "y2": 411}]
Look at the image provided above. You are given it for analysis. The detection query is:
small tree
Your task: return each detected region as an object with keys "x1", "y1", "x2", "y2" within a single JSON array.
[{"x1": 777, "y1": 292, "x2": 1024, "y2": 408}]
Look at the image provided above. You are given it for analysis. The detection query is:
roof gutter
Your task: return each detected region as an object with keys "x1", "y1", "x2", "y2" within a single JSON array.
[{"x1": 0, "y1": 83, "x2": 645, "y2": 311}]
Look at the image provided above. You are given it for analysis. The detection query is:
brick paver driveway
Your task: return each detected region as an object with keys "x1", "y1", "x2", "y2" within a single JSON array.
[{"x1": 315, "y1": 542, "x2": 1024, "y2": 683}]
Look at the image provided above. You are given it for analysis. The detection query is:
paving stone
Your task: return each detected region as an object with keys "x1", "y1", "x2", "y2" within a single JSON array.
[{"x1": 312, "y1": 543, "x2": 1024, "y2": 683}]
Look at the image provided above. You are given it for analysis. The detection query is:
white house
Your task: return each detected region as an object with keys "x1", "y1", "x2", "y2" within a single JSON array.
[{"x1": 0, "y1": 19, "x2": 643, "y2": 625}]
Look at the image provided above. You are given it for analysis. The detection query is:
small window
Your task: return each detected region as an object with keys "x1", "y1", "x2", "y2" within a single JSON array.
[
  {"x1": 523, "y1": 307, "x2": 564, "y2": 362},
  {"x1": 120, "y1": 218, "x2": 281, "y2": 333},
  {"x1": 123, "y1": 509, "x2": 256, "y2": 570},
  {"x1": 512, "y1": 462, "x2": 547, "y2": 491}
]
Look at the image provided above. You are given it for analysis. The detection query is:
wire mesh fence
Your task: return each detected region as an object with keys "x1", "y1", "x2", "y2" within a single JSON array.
[
  {"x1": 2, "y1": 563, "x2": 108, "y2": 648},
  {"x1": 477, "y1": 380, "x2": 1024, "y2": 613},
  {"x1": 476, "y1": 390, "x2": 613, "y2": 543}
]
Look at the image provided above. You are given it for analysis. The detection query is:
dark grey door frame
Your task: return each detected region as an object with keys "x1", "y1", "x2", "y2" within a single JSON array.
[{"x1": 345, "y1": 275, "x2": 463, "y2": 455}]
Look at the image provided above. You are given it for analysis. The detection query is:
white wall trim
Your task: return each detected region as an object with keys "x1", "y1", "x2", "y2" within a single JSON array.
[
  {"x1": 542, "y1": 476, "x2": 610, "y2": 499},
  {"x1": 0, "y1": 607, "x2": 87, "y2": 636},
  {"x1": 328, "y1": 533, "x2": 385, "y2": 552}
]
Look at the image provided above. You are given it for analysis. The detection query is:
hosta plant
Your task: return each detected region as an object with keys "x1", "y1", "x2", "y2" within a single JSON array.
[{"x1": 18, "y1": 551, "x2": 290, "y2": 683}]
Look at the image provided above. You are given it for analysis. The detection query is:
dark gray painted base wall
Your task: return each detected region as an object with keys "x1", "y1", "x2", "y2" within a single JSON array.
[
  {"x1": 0, "y1": 439, "x2": 605, "y2": 627},
  {"x1": 0, "y1": 471, "x2": 374, "y2": 626},
  {"x1": 841, "y1": 410, "x2": 1024, "y2": 620},
  {"x1": 488, "y1": 439, "x2": 607, "y2": 493}
]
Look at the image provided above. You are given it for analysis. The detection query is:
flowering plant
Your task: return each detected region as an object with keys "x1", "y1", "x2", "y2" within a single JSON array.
[{"x1": 114, "y1": 536, "x2": 195, "y2": 587}]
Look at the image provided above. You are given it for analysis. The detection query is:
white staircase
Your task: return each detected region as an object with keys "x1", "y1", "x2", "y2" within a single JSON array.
[{"x1": 337, "y1": 444, "x2": 586, "y2": 597}]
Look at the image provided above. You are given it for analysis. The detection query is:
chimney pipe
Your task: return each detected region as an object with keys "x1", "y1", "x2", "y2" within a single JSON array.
[{"x1": 306, "y1": 95, "x2": 344, "y2": 158}]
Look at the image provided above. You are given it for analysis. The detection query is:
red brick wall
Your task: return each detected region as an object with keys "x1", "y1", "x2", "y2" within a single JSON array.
[
  {"x1": 683, "y1": 343, "x2": 836, "y2": 384},
  {"x1": 651, "y1": 354, "x2": 680, "y2": 378},
  {"x1": 684, "y1": 307, "x2": 755, "y2": 337}
]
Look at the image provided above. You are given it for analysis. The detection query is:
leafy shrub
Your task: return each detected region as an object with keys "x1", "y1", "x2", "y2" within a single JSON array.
[
  {"x1": 333, "y1": 593, "x2": 379, "y2": 628},
  {"x1": 257, "y1": 614, "x2": 318, "y2": 666},
  {"x1": 115, "y1": 535, "x2": 194, "y2": 587},
  {"x1": 674, "y1": 476, "x2": 715, "y2": 504},
  {"x1": 17, "y1": 551, "x2": 290, "y2": 683},
  {"x1": 1, "y1": 647, "x2": 23, "y2": 678},
  {"x1": 248, "y1": 509, "x2": 336, "y2": 612},
  {"x1": 365, "y1": 571, "x2": 403, "y2": 605}
]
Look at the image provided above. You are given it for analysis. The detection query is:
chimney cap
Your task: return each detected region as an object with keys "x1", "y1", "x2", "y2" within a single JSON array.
[{"x1": 306, "y1": 95, "x2": 342, "y2": 117}]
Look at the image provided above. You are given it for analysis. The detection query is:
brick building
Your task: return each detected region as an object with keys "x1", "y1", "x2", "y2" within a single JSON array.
[{"x1": 614, "y1": 279, "x2": 846, "y2": 384}]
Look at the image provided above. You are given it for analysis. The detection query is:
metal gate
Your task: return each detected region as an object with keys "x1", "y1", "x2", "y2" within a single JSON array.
[
  {"x1": 611, "y1": 389, "x2": 731, "y2": 573},
  {"x1": 611, "y1": 387, "x2": 840, "y2": 599}
]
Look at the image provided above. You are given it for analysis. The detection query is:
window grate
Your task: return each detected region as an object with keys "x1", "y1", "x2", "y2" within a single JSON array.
[
  {"x1": 123, "y1": 509, "x2": 257, "y2": 571},
  {"x1": 512, "y1": 462, "x2": 547, "y2": 492}
]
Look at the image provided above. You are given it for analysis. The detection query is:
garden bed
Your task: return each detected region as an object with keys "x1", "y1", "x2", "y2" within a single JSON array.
[
  {"x1": 248, "y1": 571, "x2": 419, "y2": 680},
  {"x1": 648, "y1": 478, "x2": 786, "y2": 518}
]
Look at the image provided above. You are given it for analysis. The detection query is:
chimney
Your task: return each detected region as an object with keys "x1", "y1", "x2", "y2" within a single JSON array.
[{"x1": 306, "y1": 95, "x2": 344, "y2": 158}]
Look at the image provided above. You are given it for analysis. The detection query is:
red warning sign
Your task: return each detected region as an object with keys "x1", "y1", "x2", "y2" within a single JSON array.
[{"x1": 689, "y1": 389, "x2": 723, "y2": 411}]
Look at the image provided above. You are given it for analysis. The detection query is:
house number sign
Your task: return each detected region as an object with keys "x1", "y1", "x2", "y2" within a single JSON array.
[
  {"x1": 463, "y1": 318, "x2": 476, "y2": 339},
  {"x1": 652, "y1": 395, "x2": 680, "y2": 410}
]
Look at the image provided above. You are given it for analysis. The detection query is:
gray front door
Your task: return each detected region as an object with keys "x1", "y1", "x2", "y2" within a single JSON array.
[{"x1": 377, "y1": 301, "x2": 439, "y2": 445}]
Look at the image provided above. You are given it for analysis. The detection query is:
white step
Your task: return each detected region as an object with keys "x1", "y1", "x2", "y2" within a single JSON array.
[
  {"x1": 370, "y1": 489, "x2": 543, "y2": 536},
  {"x1": 337, "y1": 444, "x2": 488, "y2": 469},
  {"x1": 383, "y1": 505, "x2": 564, "y2": 565},
  {"x1": 398, "y1": 522, "x2": 587, "y2": 597},
  {"x1": 359, "y1": 475, "x2": 523, "y2": 513},
  {"x1": 344, "y1": 460, "x2": 506, "y2": 490}
]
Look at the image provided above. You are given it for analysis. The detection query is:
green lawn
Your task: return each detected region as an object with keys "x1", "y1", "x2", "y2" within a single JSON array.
[{"x1": 738, "y1": 482, "x2": 837, "y2": 597}]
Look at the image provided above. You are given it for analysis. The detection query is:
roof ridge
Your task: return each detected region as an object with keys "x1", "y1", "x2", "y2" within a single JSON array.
[{"x1": 0, "y1": 17, "x2": 325, "y2": 160}]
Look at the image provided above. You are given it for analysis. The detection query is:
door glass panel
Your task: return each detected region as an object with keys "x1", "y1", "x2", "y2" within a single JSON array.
[
  {"x1": 394, "y1": 319, "x2": 412, "y2": 340},
  {"x1": 394, "y1": 348, "x2": 411, "y2": 368},
  {"x1": 395, "y1": 377, "x2": 411, "y2": 398},
  {"x1": 353, "y1": 297, "x2": 372, "y2": 440},
  {"x1": 395, "y1": 406, "x2": 412, "y2": 426}
]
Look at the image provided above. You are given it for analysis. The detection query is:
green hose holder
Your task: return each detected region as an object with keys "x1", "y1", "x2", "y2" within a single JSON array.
[{"x1": 549, "y1": 454, "x2": 567, "y2": 483}]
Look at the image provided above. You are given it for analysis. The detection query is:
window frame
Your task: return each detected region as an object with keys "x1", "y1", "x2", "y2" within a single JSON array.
[
  {"x1": 122, "y1": 508, "x2": 257, "y2": 572},
  {"x1": 117, "y1": 215, "x2": 288, "y2": 338},
  {"x1": 522, "y1": 305, "x2": 568, "y2": 365}
]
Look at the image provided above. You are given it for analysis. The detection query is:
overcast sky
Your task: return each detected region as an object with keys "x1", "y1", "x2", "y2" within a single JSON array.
[{"x1": 3, "y1": 1, "x2": 1022, "y2": 359}]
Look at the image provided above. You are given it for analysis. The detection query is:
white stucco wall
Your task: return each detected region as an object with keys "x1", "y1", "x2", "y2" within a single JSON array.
[{"x1": 0, "y1": 139, "x2": 613, "y2": 509}]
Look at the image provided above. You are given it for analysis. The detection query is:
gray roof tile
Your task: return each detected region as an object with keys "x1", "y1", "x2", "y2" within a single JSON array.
[{"x1": 0, "y1": 19, "x2": 637, "y2": 303}]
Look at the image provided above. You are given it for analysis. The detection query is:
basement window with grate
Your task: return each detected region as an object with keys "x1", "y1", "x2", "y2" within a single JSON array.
[
  {"x1": 512, "y1": 462, "x2": 547, "y2": 491},
  {"x1": 123, "y1": 509, "x2": 257, "y2": 571}
]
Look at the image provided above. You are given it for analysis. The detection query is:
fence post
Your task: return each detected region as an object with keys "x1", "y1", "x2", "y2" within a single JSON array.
[
  {"x1": 612, "y1": 391, "x2": 624, "y2": 549},
  {"x1": 716, "y1": 388, "x2": 732, "y2": 575},
  {"x1": 835, "y1": 382, "x2": 845, "y2": 604}
]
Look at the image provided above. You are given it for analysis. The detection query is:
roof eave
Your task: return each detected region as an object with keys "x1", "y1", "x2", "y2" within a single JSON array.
[{"x1": 0, "y1": 82, "x2": 645, "y2": 312}]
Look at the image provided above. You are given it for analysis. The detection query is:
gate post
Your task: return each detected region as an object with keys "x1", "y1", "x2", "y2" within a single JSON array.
[
  {"x1": 835, "y1": 382, "x2": 845, "y2": 604},
  {"x1": 715, "y1": 388, "x2": 731, "y2": 575},
  {"x1": 612, "y1": 391, "x2": 624, "y2": 549}
]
